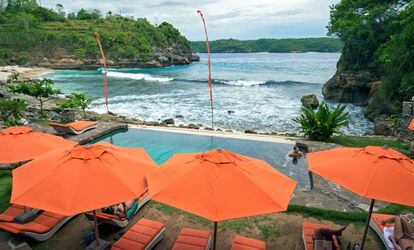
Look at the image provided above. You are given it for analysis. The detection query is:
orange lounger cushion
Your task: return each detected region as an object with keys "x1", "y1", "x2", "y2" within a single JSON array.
[
  {"x1": 371, "y1": 213, "x2": 395, "y2": 232},
  {"x1": 112, "y1": 218, "x2": 165, "y2": 250},
  {"x1": 172, "y1": 228, "x2": 211, "y2": 250},
  {"x1": 0, "y1": 211, "x2": 66, "y2": 234},
  {"x1": 49, "y1": 121, "x2": 97, "y2": 131},
  {"x1": 0, "y1": 205, "x2": 25, "y2": 222},
  {"x1": 302, "y1": 222, "x2": 340, "y2": 250},
  {"x1": 231, "y1": 235, "x2": 266, "y2": 250}
]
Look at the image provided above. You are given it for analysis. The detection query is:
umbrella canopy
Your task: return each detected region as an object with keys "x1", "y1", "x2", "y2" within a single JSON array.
[
  {"x1": 11, "y1": 143, "x2": 157, "y2": 216},
  {"x1": 308, "y1": 146, "x2": 414, "y2": 249},
  {"x1": 146, "y1": 149, "x2": 296, "y2": 222},
  {"x1": 308, "y1": 146, "x2": 414, "y2": 206},
  {"x1": 0, "y1": 126, "x2": 76, "y2": 164},
  {"x1": 409, "y1": 119, "x2": 414, "y2": 131}
]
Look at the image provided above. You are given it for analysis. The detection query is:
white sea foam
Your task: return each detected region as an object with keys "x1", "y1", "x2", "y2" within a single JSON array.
[
  {"x1": 106, "y1": 71, "x2": 173, "y2": 82},
  {"x1": 220, "y1": 80, "x2": 267, "y2": 86}
]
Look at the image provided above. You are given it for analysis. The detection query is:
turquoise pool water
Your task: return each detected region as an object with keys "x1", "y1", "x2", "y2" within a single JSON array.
[{"x1": 96, "y1": 128, "x2": 293, "y2": 170}]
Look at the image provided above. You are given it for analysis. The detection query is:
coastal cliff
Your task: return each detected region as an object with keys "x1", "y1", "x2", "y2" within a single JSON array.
[
  {"x1": 322, "y1": 0, "x2": 414, "y2": 132},
  {"x1": 322, "y1": 55, "x2": 399, "y2": 121},
  {"x1": 0, "y1": 2, "x2": 196, "y2": 69}
]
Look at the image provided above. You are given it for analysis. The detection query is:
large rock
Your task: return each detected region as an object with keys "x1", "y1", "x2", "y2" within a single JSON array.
[
  {"x1": 300, "y1": 94, "x2": 319, "y2": 109},
  {"x1": 162, "y1": 118, "x2": 174, "y2": 125},
  {"x1": 373, "y1": 115, "x2": 394, "y2": 136}
]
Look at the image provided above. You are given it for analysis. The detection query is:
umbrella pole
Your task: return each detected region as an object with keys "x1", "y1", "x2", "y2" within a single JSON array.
[
  {"x1": 213, "y1": 221, "x2": 217, "y2": 250},
  {"x1": 93, "y1": 210, "x2": 100, "y2": 246},
  {"x1": 361, "y1": 199, "x2": 375, "y2": 250}
]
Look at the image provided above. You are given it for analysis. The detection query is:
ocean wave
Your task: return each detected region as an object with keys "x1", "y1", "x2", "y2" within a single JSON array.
[
  {"x1": 104, "y1": 71, "x2": 174, "y2": 82},
  {"x1": 176, "y1": 78, "x2": 317, "y2": 87}
]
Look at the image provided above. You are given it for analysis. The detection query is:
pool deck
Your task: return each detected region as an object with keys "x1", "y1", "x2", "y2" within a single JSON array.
[{"x1": 129, "y1": 124, "x2": 296, "y2": 144}]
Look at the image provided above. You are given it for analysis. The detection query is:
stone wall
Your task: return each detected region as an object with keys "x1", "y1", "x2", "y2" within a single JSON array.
[{"x1": 395, "y1": 101, "x2": 414, "y2": 141}]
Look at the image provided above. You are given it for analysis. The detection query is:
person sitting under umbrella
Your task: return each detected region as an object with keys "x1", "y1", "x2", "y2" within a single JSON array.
[
  {"x1": 380, "y1": 215, "x2": 414, "y2": 250},
  {"x1": 313, "y1": 225, "x2": 347, "y2": 249},
  {"x1": 103, "y1": 200, "x2": 134, "y2": 217}
]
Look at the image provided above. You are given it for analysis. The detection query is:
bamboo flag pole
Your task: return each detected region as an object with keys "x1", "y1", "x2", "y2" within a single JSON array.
[
  {"x1": 197, "y1": 10, "x2": 214, "y2": 130},
  {"x1": 94, "y1": 32, "x2": 109, "y2": 113}
]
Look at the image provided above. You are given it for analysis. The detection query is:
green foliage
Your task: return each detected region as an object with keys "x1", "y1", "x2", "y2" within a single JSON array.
[
  {"x1": 293, "y1": 103, "x2": 349, "y2": 141},
  {"x1": 0, "y1": 1, "x2": 191, "y2": 65},
  {"x1": 0, "y1": 98, "x2": 27, "y2": 126},
  {"x1": 287, "y1": 205, "x2": 367, "y2": 225},
  {"x1": 328, "y1": 0, "x2": 414, "y2": 108},
  {"x1": 328, "y1": 135, "x2": 409, "y2": 151},
  {"x1": 8, "y1": 78, "x2": 60, "y2": 110},
  {"x1": 0, "y1": 171, "x2": 12, "y2": 213},
  {"x1": 191, "y1": 38, "x2": 343, "y2": 53},
  {"x1": 6, "y1": 72, "x2": 19, "y2": 83},
  {"x1": 59, "y1": 92, "x2": 92, "y2": 117}
]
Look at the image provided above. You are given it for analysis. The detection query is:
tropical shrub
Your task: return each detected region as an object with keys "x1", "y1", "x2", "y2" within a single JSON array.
[
  {"x1": 293, "y1": 103, "x2": 349, "y2": 141},
  {"x1": 0, "y1": 98, "x2": 27, "y2": 126},
  {"x1": 8, "y1": 78, "x2": 60, "y2": 110},
  {"x1": 59, "y1": 92, "x2": 93, "y2": 117}
]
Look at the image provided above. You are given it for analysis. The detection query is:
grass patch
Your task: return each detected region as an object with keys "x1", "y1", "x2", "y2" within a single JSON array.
[
  {"x1": 377, "y1": 204, "x2": 414, "y2": 215},
  {"x1": 286, "y1": 205, "x2": 367, "y2": 225},
  {"x1": 0, "y1": 171, "x2": 12, "y2": 213},
  {"x1": 30, "y1": 119, "x2": 51, "y2": 128},
  {"x1": 329, "y1": 135, "x2": 409, "y2": 151},
  {"x1": 220, "y1": 220, "x2": 249, "y2": 233},
  {"x1": 257, "y1": 223, "x2": 280, "y2": 239}
]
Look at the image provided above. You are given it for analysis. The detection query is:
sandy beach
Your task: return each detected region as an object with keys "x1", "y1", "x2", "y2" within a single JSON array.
[{"x1": 0, "y1": 66, "x2": 52, "y2": 84}]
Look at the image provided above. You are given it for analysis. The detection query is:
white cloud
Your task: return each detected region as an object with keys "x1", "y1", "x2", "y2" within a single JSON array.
[{"x1": 40, "y1": 0, "x2": 340, "y2": 40}]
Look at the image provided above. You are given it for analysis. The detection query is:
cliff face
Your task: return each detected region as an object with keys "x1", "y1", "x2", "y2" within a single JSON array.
[
  {"x1": 27, "y1": 43, "x2": 196, "y2": 70},
  {"x1": 322, "y1": 54, "x2": 399, "y2": 121}
]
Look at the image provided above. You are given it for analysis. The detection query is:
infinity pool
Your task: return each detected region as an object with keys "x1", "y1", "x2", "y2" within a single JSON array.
[
  {"x1": 96, "y1": 128, "x2": 311, "y2": 189},
  {"x1": 96, "y1": 128, "x2": 291, "y2": 167}
]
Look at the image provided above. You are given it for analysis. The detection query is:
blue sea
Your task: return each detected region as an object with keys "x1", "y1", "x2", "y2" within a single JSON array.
[{"x1": 45, "y1": 53, "x2": 373, "y2": 135}]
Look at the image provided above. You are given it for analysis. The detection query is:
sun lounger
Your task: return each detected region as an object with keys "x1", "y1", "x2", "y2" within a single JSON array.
[
  {"x1": 86, "y1": 195, "x2": 150, "y2": 228},
  {"x1": 111, "y1": 218, "x2": 165, "y2": 250},
  {"x1": 48, "y1": 121, "x2": 97, "y2": 135},
  {"x1": 172, "y1": 228, "x2": 212, "y2": 250},
  {"x1": 370, "y1": 213, "x2": 396, "y2": 250},
  {"x1": 302, "y1": 222, "x2": 340, "y2": 250},
  {"x1": 231, "y1": 235, "x2": 266, "y2": 250},
  {"x1": 0, "y1": 205, "x2": 26, "y2": 222},
  {"x1": 0, "y1": 211, "x2": 75, "y2": 241}
]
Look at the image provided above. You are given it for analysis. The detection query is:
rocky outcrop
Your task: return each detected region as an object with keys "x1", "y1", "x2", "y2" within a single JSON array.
[
  {"x1": 300, "y1": 94, "x2": 319, "y2": 109},
  {"x1": 27, "y1": 43, "x2": 195, "y2": 70},
  {"x1": 322, "y1": 54, "x2": 400, "y2": 123},
  {"x1": 373, "y1": 115, "x2": 394, "y2": 136}
]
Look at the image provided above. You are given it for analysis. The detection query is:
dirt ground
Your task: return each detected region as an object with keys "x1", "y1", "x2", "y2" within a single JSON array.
[{"x1": 31, "y1": 201, "x2": 385, "y2": 250}]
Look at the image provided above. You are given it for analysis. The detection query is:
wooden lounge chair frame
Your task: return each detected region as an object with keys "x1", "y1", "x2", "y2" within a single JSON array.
[
  {"x1": 48, "y1": 121, "x2": 97, "y2": 135},
  {"x1": 0, "y1": 213, "x2": 75, "y2": 241}
]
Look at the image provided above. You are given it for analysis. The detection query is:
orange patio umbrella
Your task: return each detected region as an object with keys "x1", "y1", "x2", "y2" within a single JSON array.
[
  {"x1": 409, "y1": 119, "x2": 414, "y2": 131},
  {"x1": 0, "y1": 126, "x2": 76, "y2": 164},
  {"x1": 146, "y1": 149, "x2": 296, "y2": 249},
  {"x1": 308, "y1": 146, "x2": 414, "y2": 249},
  {"x1": 11, "y1": 142, "x2": 157, "y2": 247}
]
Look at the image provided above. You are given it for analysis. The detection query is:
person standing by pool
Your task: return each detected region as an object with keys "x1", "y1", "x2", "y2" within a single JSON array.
[{"x1": 288, "y1": 145, "x2": 303, "y2": 165}]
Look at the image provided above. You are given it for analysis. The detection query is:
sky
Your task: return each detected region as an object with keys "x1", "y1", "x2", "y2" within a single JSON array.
[{"x1": 39, "y1": 0, "x2": 341, "y2": 41}]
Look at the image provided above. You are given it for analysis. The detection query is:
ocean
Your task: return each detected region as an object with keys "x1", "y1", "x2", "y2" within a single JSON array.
[{"x1": 45, "y1": 52, "x2": 373, "y2": 135}]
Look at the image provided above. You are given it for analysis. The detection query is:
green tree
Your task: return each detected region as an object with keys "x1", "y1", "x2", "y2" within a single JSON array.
[
  {"x1": 8, "y1": 78, "x2": 60, "y2": 110},
  {"x1": 59, "y1": 92, "x2": 92, "y2": 117},
  {"x1": 0, "y1": 98, "x2": 27, "y2": 126},
  {"x1": 293, "y1": 103, "x2": 349, "y2": 141}
]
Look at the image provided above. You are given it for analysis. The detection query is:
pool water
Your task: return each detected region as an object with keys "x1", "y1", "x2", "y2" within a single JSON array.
[
  {"x1": 96, "y1": 128, "x2": 311, "y2": 189},
  {"x1": 96, "y1": 128, "x2": 292, "y2": 168}
]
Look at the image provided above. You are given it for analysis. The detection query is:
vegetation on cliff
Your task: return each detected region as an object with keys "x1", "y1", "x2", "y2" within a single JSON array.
[
  {"x1": 327, "y1": 0, "x2": 414, "y2": 116},
  {"x1": 191, "y1": 38, "x2": 343, "y2": 53},
  {"x1": 0, "y1": 0, "x2": 192, "y2": 67}
]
